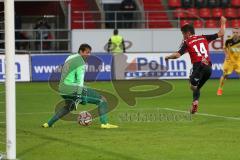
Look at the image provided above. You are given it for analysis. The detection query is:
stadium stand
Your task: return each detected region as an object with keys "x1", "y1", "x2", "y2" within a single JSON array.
[
  {"x1": 167, "y1": 0, "x2": 240, "y2": 28},
  {"x1": 224, "y1": 8, "x2": 237, "y2": 18},
  {"x1": 181, "y1": 0, "x2": 193, "y2": 8},
  {"x1": 180, "y1": 19, "x2": 191, "y2": 26},
  {"x1": 71, "y1": 0, "x2": 101, "y2": 29},
  {"x1": 220, "y1": 0, "x2": 231, "y2": 7},
  {"x1": 143, "y1": 0, "x2": 172, "y2": 28},
  {"x1": 199, "y1": 8, "x2": 212, "y2": 18},
  {"x1": 195, "y1": 0, "x2": 206, "y2": 8},
  {"x1": 231, "y1": 0, "x2": 240, "y2": 7},
  {"x1": 207, "y1": 0, "x2": 220, "y2": 8},
  {"x1": 186, "y1": 8, "x2": 198, "y2": 18},
  {"x1": 231, "y1": 19, "x2": 240, "y2": 28},
  {"x1": 173, "y1": 8, "x2": 186, "y2": 19},
  {"x1": 70, "y1": 0, "x2": 240, "y2": 29},
  {"x1": 168, "y1": 0, "x2": 181, "y2": 8},
  {"x1": 205, "y1": 19, "x2": 218, "y2": 28},
  {"x1": 212, "y1": 8, "x2": 223, "y2": 18},
  {"x1": 193, "y1": 19, "x2": 204, "y2": 28}
]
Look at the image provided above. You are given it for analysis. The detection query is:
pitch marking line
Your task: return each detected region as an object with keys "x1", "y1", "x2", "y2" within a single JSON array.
[
  {"x1": 163, "y1": 108, "x2": 240, "y2": 121},
  {"x1": 0, "y1": 108, "x2": 239, "y2": 121},
  {"x1": 0, "y1": 112, "x2": 53, "y2": 115},
  {"x1": 15, "y1": 112, "x2": 53, "y2": 115}
]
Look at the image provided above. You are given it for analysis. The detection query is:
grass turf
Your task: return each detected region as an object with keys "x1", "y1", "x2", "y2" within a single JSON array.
[{"x1": 0, "y1": 79, "x2": 240, "y2": 160}]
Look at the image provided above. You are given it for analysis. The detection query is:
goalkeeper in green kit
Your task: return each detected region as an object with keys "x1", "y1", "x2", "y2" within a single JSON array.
[{"x1": 42, "y1": 43, "x2": 118, "y2": 129}]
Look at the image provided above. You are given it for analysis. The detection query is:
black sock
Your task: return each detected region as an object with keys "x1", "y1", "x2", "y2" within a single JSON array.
[{"x1": 193, "y1": 89, "x2": 200, "y2": 101}]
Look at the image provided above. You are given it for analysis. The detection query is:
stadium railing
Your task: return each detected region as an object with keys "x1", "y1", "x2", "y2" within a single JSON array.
[
  {"x1": 72, "y1": 10, "x2": 205, "y2": 29},
  {"x1": 0, "y1": 29, "x2": 71, "y2": 54}
]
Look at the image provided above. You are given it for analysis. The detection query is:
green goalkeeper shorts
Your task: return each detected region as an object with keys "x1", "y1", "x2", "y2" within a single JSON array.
[{"x1": 61, "y1": 87, "x2": 102, "y2": 109}]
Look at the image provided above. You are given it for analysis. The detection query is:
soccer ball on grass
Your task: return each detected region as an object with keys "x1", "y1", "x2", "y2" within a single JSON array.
[{"x1": 77, "y1": 111, "x2": 92, "y2": 126}]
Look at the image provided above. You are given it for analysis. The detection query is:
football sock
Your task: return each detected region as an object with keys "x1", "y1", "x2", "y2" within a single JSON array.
[
  {"x1": 48, "y1": 106, "x2": 70, "y2": 126},
  {"x1": 98, "y1": 100, "x2": 108, "y2": 124},
  {"x1": 86, "y1": 96, "x2": 108, "y2": 125},
  {"x1": 193, "y1": 89, "x2": 200, "y2": 101},
  {"x1": 219, "y1": 76, "x2": 226, "y2": 89}
]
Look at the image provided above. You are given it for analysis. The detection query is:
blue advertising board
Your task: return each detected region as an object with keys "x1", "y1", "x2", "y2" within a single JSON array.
[
  {"x1": 31, "y1": 53, "x2": 113, "y2": 81},
  {"x1": 31, "y1": 52, "x2": 238, "y2": 81},
  {"x1": 210, "y1": 52, "x2": 238, "y2": 78},
  {"x1": 84, "y1": 54, "x2": 113, "y2": 81}
]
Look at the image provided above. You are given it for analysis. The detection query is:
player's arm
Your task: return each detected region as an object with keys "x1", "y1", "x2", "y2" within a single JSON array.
[
  {"x1": 223, "y1": 48, "x2": 229, "y2": 60},
  {"x1": 122, "y1": 39, "x2": 126, "y2": 53},
  {"x1": 217, "y1": 16, "x2": 227, "y2": 37},
  {"x1": 203, "y1": 16, "x2": 227, "y2": 42},
  {"x1": 75, "y1": 66, "x2": 84, "y2": 85},
  {"x1": 165, "y1": 52, "x2": 181, "y2": 61},
  {"x1": 107, "y1": 38, "x2": 111, "y2": 52},
  {"x1": 165, "y1": 41, "x2": 186, "y2": 61},
  {"x1": 223, "y1": 40, "x2": 229, "y2": 60}
]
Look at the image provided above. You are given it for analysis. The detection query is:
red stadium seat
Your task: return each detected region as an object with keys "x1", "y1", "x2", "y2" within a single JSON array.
[
  {"x1": 224, "y1": 8, "x2": 237, "y2": 18},
  {"x1": 193, "y1": 20, "x2": 204, "y2": 28},
  {"x1": 186, "y1": 8, "x2": 198, "y2": 18},
  {"x1": 173, "y1": 8, "x2": 186, "y2": 18},
  {"x1": 225, "y1": 20, "x2": 231, "y2": 28},
  {"x1": 238, "y1": 9, "x2": 240, "y2": 17},
  {"x1": 231, "y1": 0, "x2": 240, "y2": 7},
  {"x1": 231, "y1": 19, "x2": 240, "y2": 28},
  {"x1": 180, "y1": 19, "x2": 191, "y2": 27},
  {"x1": 212, "y1": 8, "x2": 223, "y2": 18},
  {"x1": 205, "y1": 19, "x2": 217, "y2": 28},
  {"x1": 199, "y1": 8, "x2": 211, "y2": 18},
  {"x1": 168, "y1": 0, "x2": 181, "y2": 8}
]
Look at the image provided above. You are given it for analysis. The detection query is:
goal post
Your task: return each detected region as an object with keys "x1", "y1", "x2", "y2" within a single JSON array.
[{"x1": 4, "y1": 0, "x2": 16, "y2": 159}]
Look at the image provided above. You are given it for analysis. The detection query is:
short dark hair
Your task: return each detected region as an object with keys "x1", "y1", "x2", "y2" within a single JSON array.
[
  {"x1": 113, "y1": 29, "x2": 118, "y2": 35},
  {"x1": 78, "y1": 43, "x2": 92, "y2": 53},
  {"x1": 181, "y1": 24, "x2": 195, "y2": 34}
]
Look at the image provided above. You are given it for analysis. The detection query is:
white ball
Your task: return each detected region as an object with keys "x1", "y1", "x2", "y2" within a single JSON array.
[{"x1": 77, "y1": 111, "x2": 92, "y2": 126}]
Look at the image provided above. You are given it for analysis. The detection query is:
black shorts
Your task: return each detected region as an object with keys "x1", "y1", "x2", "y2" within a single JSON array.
[{"x1": 190, "y1": 62, "x2": 212, "y2": 89}]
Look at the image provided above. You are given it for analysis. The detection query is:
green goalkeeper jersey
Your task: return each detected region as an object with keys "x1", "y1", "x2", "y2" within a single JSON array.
[{"x1": 59, "y1": 53, "x2": 85, "y2": 95}]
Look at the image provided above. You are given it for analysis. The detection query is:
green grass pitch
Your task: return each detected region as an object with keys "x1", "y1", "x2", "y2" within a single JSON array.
[{"x1": 0, "y1": 79, "x2": 240, "y2": 160}]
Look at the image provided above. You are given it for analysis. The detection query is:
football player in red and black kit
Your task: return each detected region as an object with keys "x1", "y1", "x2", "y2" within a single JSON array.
[{"x1": 165, "y1": 16, "x2": 227, "y2": 114}]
